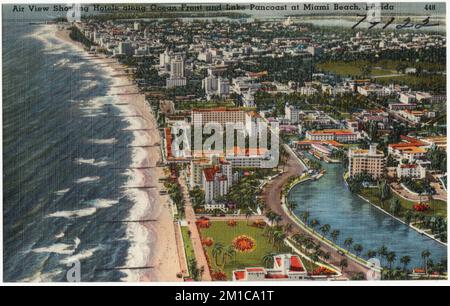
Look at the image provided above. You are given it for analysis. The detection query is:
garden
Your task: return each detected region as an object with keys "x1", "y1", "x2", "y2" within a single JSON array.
[{"x1": 197, "y1": 220, "x2": 290, "y2": 279}]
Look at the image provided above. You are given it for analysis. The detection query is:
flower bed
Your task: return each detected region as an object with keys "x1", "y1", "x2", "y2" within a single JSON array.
[
  {"x1": 196, "y1": 219, "x2": 211, "y2": 228},
  {"x1": 251, "y1": 220, "x2": 266, "y2": 228},
  {"x1": 227, "y1": 220, "x2": 237, "y2": 227},
  {"x1": 413, "y1": 203, "x2": 430, "y2": 212},
  {"x1": 211, "y1": 270, "x2": 227, "y2": 281},
  {"x1": 201, "y1": 237, "x2": 214, "y2": 247},
  {"x1": 232, "y1": 235, "x2": 256, "y2": 252},
  {"x1": 310, "y1": 266, "x2": 336, "y2": 276}
]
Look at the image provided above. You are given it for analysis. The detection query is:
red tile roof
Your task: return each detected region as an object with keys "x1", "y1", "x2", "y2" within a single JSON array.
[
  {"x1": 203, "y1": 166, "x2": 220, "y2": 182},
  {"x1": 290, "y1": 256, "x2": 304, "y2": 272},
  {"x1": 234, "y1": 271, "x2": 246, "y2": 280},
  {"x1": 247, "y1": 268, "x2": 265, "y2": 272}
]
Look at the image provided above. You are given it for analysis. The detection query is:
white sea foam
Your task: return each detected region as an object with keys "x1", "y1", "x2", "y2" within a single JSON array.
[
  {"x1": 87, "y1": 138, "x2": 117, "y2": 145},
  {"x1": 82, "y1": 113, "x2": 108, "y2": 118},
  {"x1": 60, "y1": 247, "x2": 100, "y2": 265},
  {"x1": 54, "y1": 188, "x2": 70, "y2": 195},
  {"x1": 75, "y1": 158, "x2": 109, "y2": 167},
  {"x1": 53, "y1": 58, "x2": 70, "y2": 67},
  {"x1": 89, "y1": 199, "x2": 119, "y2": 209},
  {"x1": 75, "y1": 176, "x2": 100, "y2": 184},
  {"x1": 122, "y1": 222, "x2": 152, "y2": 281},
  {"x1": 80, "y1": 79, "x2": 98, "y2": 91},
  {"x1": 20, "y1": 269, "x2": 64, "y2": 283},
  {"x1": 32, "y1": 243, "x2": 74, "y2": 255},
  {"x1": 47, "y1": 207, "x2": 97, "y2": 219},
  {"x1": 32, "y1": 238, "x2": 80, "y2": 255},
  {"x1": 55, "y1": 232, "x2": 65, "y2": 239}
]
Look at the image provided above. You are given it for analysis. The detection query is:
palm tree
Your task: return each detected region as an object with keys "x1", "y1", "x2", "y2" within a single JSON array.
[
  {"x1": 339, "y1": 258, "x2": 348, "y2": 273},
  {"x1": 300, "y1": 211, "x2": 310, "y2": 224},
  {"x1": 389, "y1": 198, "x2": 401, "y2": 216},
  {"x1": 343, "y1": 237, "x2": 353, "y2": 252},
  {"x1": 353, "y1": 244, "x2": 363, "y2": 257},
  {"x1": 265, "y1": 210, "x2": 276, "y2": 227},
  {"x1": 245, "y1": 208, "x2": 252, "y2": 225},
  {"x1": 319, "y1": 224, "x2": 331, "y2": 239},
  {"x1": 421, "y1": 249, "x2": 431, "y2": 275},
  {"x1": 400, "y1": 256, "x2": 411, "y2": 272},
  {"x1": 262, "y1": 252, "x2": 276, "y2": 268},
  {"x1": 274, "y1": 214, "x2": 283, "y2": 227},
  {"x1": 287, "y1": 201, "x2": 298, "y2": 211},
  {"x1": 222, "y1": 245, "x2": 236, "y2": 268},
  {"x1": 330, "y1": 229, "x2": 340, "y2": 243},
  {"x1": 284, "y1": 223, "x2": 293, "y2": 235},
  {"x1": 273, "y1": 231, "x2": 286, "y2": 250},
  {"x1": 366, "y1": 249, "x2": 377, "y2": 259},
  {"x1": 386, "y1": 251, "x2": 397, "y2": 270},
  {"x1": 212, "y1": 242, "x2": 224, "y2": 267},
  {"x1": 377, "y1": 245, "x2": 388, "y2": 266},
  {"x1": 310, "y1": 219, "x2": 320, "y2": 233}
]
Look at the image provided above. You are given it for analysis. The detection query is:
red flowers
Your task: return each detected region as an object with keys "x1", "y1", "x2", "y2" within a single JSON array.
[
  {"x1": 211, "y1": 270, "x2": 227, "y2": 281},
  {"x1": 196, "y1": 219, "x2": 211, "y2": 228},
  {"x1": 311, "y1": 266, "x2": 335, "y2": 276},
  {"x1": 232, "y1": 235, "x2": 256, "y2": 252},
  {"x1": 413, "y1": 203, "x2": 430, "y2": 212},
  {"x1": 252, "y1": 220, "x2": 266, "y2": 228},
  {"x1": 201, "y1": 237, "x2": 214, "y2": 247},
  {"x1": 227, "y1": 220, "x2": 237, "y2": 226}
]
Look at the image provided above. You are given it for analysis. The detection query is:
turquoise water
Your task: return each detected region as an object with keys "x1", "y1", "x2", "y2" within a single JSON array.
[{"x1": 288, "y1": 161, "x2": 447, "y2": 269}]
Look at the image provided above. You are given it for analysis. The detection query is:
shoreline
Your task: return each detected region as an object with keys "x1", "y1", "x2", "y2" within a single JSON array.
[{"x1": 54, "y1": 25, "x2": 181, "y2": 282}]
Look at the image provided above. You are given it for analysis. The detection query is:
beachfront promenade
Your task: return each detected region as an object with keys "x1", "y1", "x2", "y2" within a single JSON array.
[
  {"x1": 179, "y1": 175, "x2": 212, "y2": 281},
  {"x1": 262, "y1": 144, "x2": 372, "y2": 278}
]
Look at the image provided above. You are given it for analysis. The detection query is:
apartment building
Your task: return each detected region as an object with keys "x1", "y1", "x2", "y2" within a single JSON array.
[{"x1": 348, "y1": 144, "x2": 385, "y2": 179}]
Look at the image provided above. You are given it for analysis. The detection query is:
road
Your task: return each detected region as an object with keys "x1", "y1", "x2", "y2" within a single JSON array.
[
  {"x1": 179, "y1": 174, "x2": 212, "y2": 281},
  {"x1": 262, "y1": 145, "x2": 373, "y2": 279}
]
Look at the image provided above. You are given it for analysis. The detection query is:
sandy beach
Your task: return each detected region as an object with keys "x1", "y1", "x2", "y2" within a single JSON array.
[{"x1": 54, "y1": 26, "x2": 181, "y2": 282}]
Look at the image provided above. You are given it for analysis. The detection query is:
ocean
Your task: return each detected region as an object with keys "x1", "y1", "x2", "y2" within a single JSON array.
[{"x1": 2, "y1": 21, "x2": 147, "y2": 282}]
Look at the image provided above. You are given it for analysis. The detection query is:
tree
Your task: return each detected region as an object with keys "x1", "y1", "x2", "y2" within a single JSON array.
[
  {"x1": 386, "y1": 251, "x2": 397, "y2": 270},
  {"x1": 353, "y1": 244, "x2": 364, "y2": 257},
  {"x1": 245, "y1": 208, "x2": 252, "y2": 225},
  {"x1": 300, "y1": 211, "x2": 310, "y2": 224},
  {"x1": 310, "y1": 219, "x2": 320, "y2": 233},
  {"x1": 284, "y1": 223, "x2": 293, "y2": 235},
  {"x1": 222, "y1": 245, "x2": 236, "y2": 268},
  {"x1": 379, "y1": 180, "x2": 391, "y2": 203},
  {"x1": 287, "y1": 201, "x2": 298, "y2": 211},
  {"x1": 273, "y1": 231, "x2": 286, "y2": 249},
  {"x1": 319, "y1": 224, "x2": 331, "y2": 239},
  {"x1": 344, "y1": 237, "x2": 353, "y2": 252},
  {"x1": 421, "y1": 249, "x2": 431, "y2": 275},
  {"x1": 389, "y1": 198, "x2": 401, "y2": 216},
  {"x1": 366, "y1": 249, "x2": 377, "y2": 259},
  {"x1": 378, "y1": 245, "x2": 388, "y2": 266},
  {"x1": 339, "y1": 258, "x2": 348, "y2": 272},
  {"x1": 262, "y1": 252, "x2": 276, "y2": 268},
  {"x1": 188, "y1": 258, "x2": 200, "y2": 281},
  {"x1": 212, "y1": 243, "x2": 224, "y2": 267},
  {"x1": 400, "y1": 256, "x2": 411, "y2": 272},
  {"x1": 330, "y1": 229, "x2": 340, "y2": 243}
]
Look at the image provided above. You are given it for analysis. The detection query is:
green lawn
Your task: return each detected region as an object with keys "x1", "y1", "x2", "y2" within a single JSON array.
[
  {"x1": 176, "y1": 100, "x2": 235, "y2": 110},
  {"x1": 317, "y1": 59, "x2": 445, "y2": 79},
  {"x1": 374, "y1": 74, "x2": 446, "y2": 92},
  {"x1": 359, "y1": 188, "x2": 447, "y2": 218},
  {"x1": 317, "y1": 60, "x2": 395, "y2": 77},
  {"x1": 181, "y1": 226, "x2": 196, "y2": 274},
  {"x1": 199, "y1": 221, "x2": 288, "y2": 279}
]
